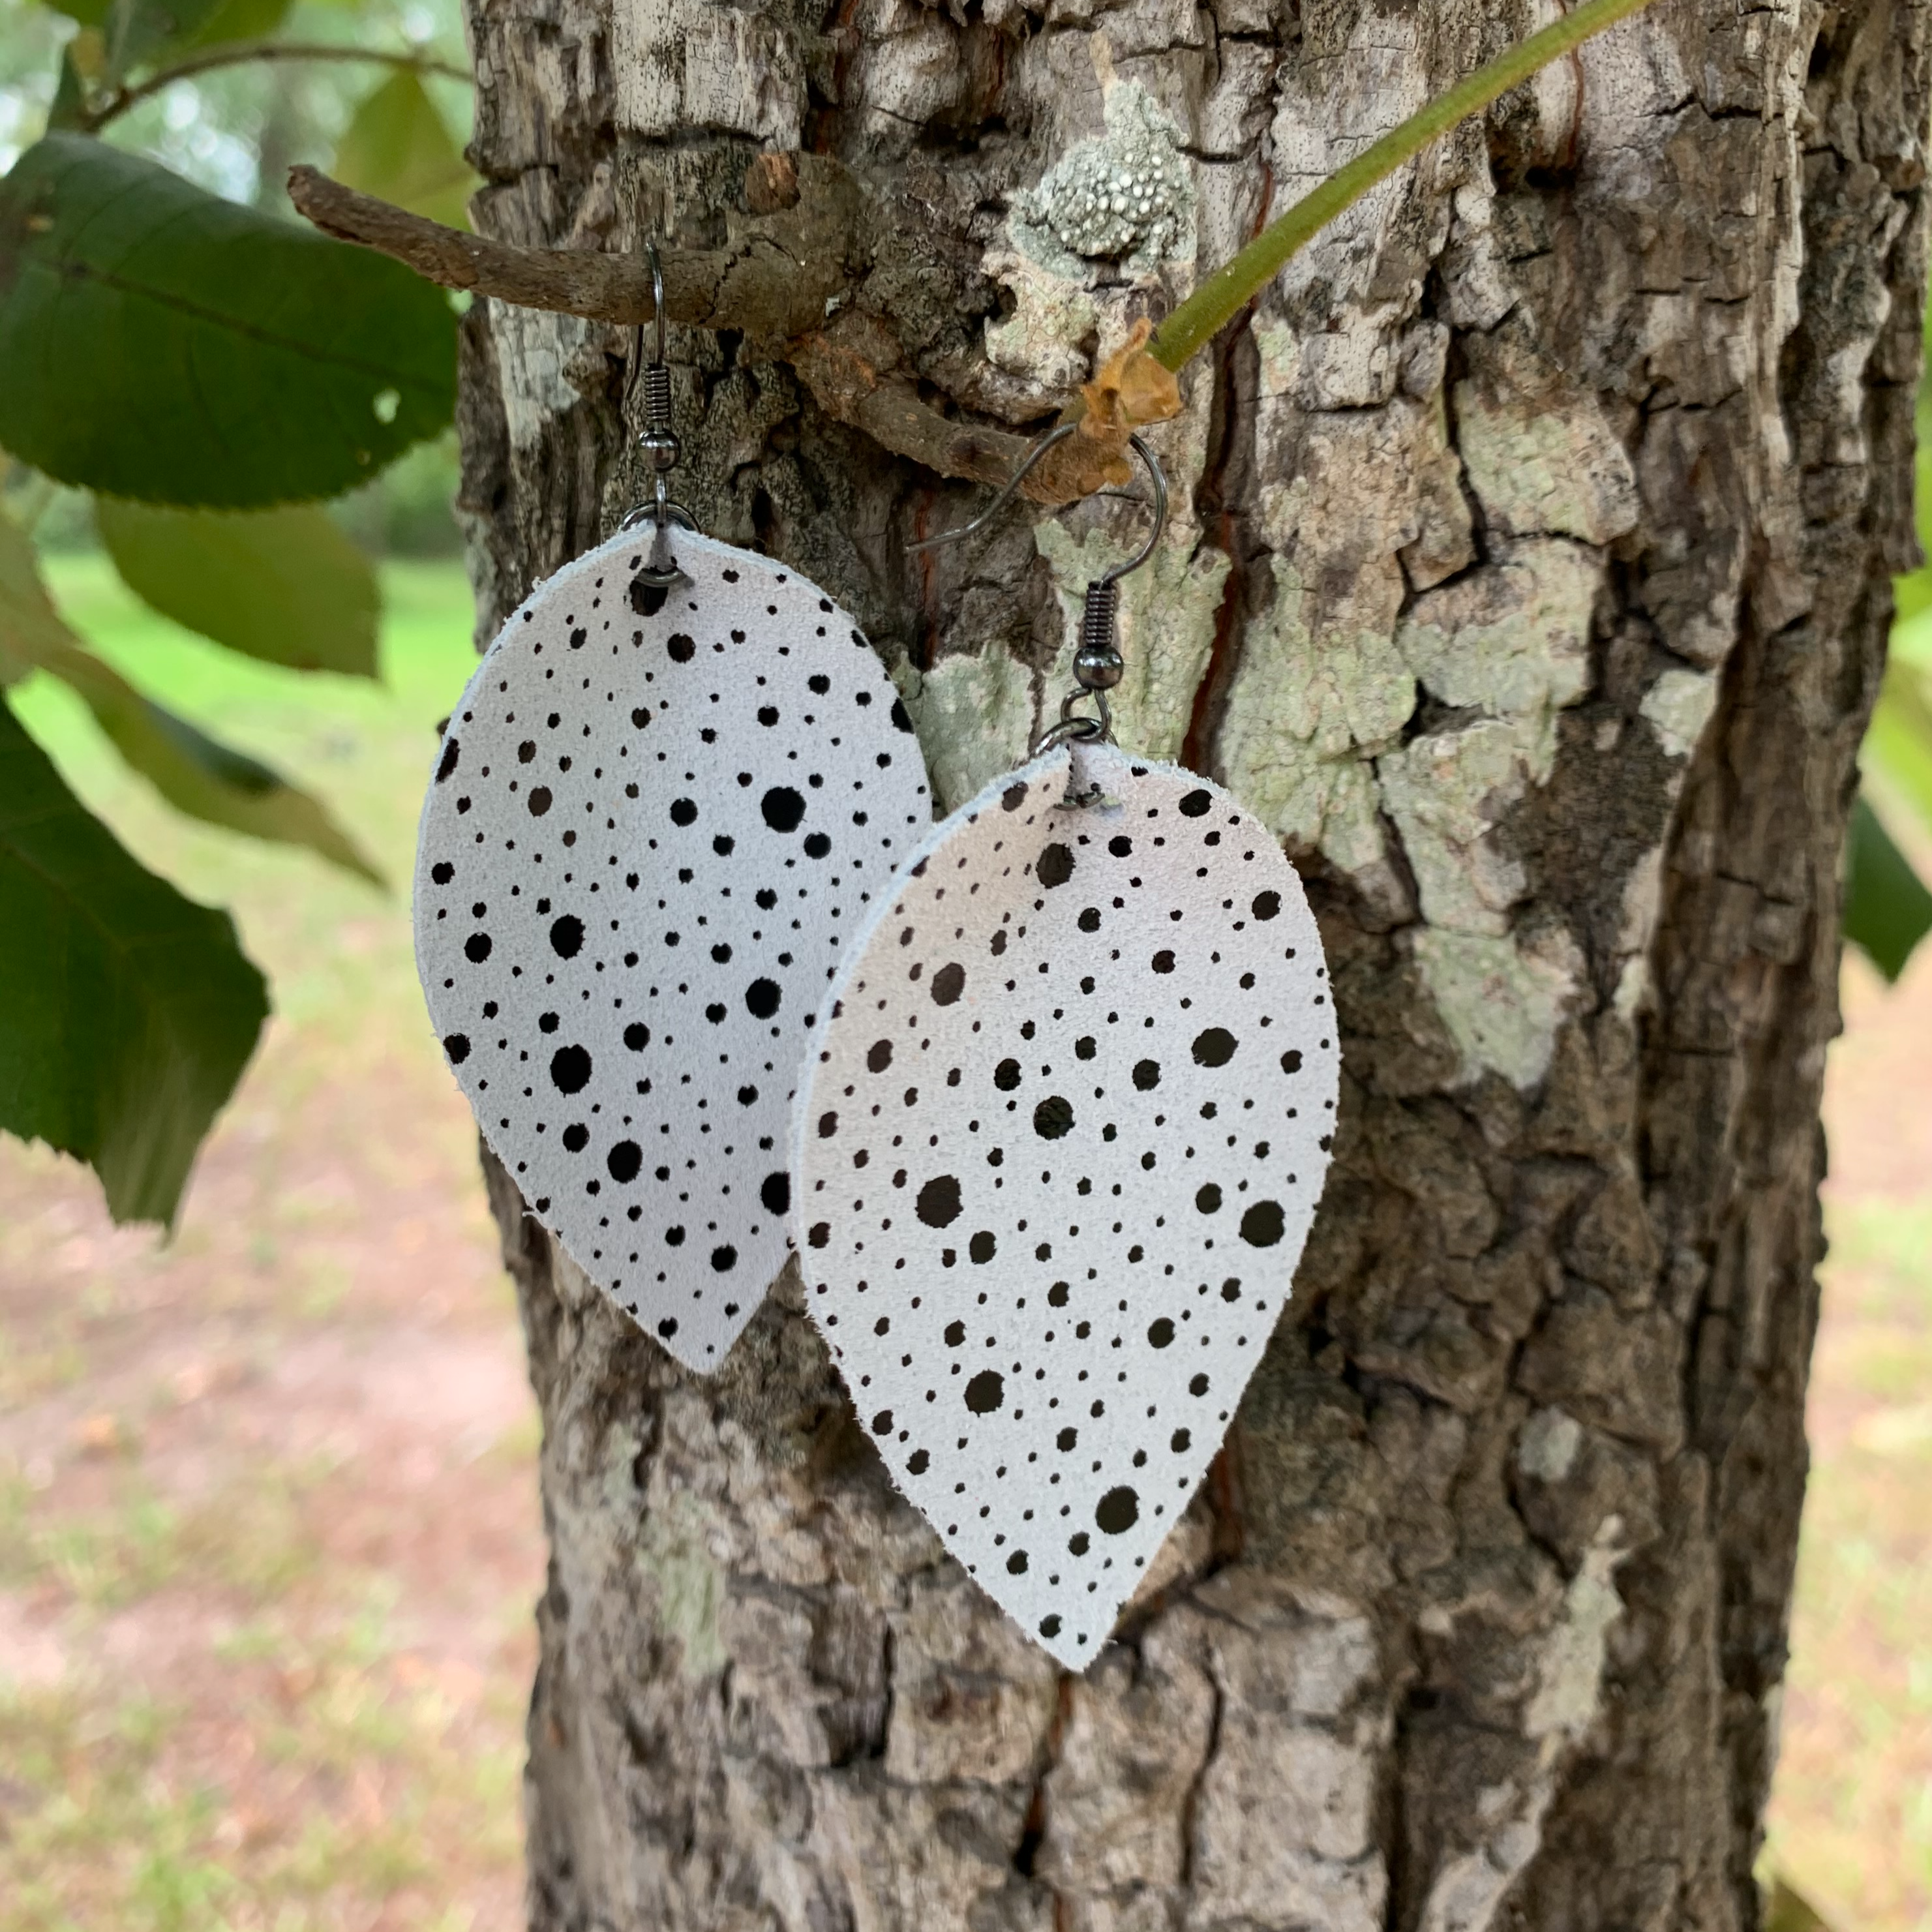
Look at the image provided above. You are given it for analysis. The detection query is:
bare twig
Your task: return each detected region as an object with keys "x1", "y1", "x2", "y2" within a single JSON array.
[
  {"x1": 287, "y1": 162, "x2": 864, "y2": 343},
  {"x1": 791, "y1": 325, "x2": 1032, "y2": 491},
  {"x1": 288, "y1": 162, "x2": 1146, "y2": 501},
  {"x1": 288, "y1": 163, "x2": 1072, "y2": 492},
  {"x1": 291, "y1": 166, "x2": 677, "y2": 324},
  {"x1": 792, "y1": 324, "x2": 1136, "y2": 504},
  {"x1": 85, "y1": 42, "x2": 471, "y2": 132}
]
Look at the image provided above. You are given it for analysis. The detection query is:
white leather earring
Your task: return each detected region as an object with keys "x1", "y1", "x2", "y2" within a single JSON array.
[
  {"x1": 793, "y1": 434, "x2": 1340, "y2": 1667},
  {"x1": 414, "y1": 246, "x2": 931, "y2": 1374}
]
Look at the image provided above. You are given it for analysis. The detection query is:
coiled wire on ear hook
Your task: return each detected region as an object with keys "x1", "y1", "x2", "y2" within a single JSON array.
[
  {"x1": 619, "y1": 239, "x2": 698, "y2": 584},
  {"x1": 909, "y1": 425, "x2": 1168, "y2": 754}
]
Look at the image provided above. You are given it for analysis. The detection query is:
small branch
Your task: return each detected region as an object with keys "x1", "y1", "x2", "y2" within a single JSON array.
[
  {"x1": 791, "y1": 327, "x2": 1031, "y2": 491},
  {"x1": 288, "y1": 162, "x2": 864, "y2": 343},
  {"x1": 290, "y1": 166, "x2": 1155, "y2": 502},
  {"x1": 85, "y1": 42, "x2": 471, "y2": 132},
  {"x1": 292, "y1": 165, "x2": 665, "y2": 323},
  {"x1": 289, "y1": 164, "x2": 1050, "y2": 489},
  {"x1": 1149, "y1": 0, "x2": 1662, "y2": 370}
]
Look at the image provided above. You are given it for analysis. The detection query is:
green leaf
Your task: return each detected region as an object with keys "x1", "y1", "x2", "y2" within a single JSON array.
[
  {"x1": 0, "y1": 696, "x2": 267, "y2": 1225},
  {"x1": 1894, "y1": 562, "x2": 1932, "y2": 627},
  {"x1": 333, "y1": 70, "x2": 477, "y2": 232},
  {"x1": 0, "y1": 506, "x2": 80, "y2": 686},
  {"x1": 0, "y1": 134, "x2": 456, "y2": 508},
  {"x1": 1, "y1": 511, "x2": 380, "y2": 879},
  {"x1": 1762, "y1": 1877, "x2": 1835, "y2": 1932},
  {"x1": 43, "y1": 0, "x2": 296, "y2": 77},
  {"x1": 44, "y1": 643, "x2": 385, "y2": 884},
  {"x1": 1844, "y1": 794, "x2": 1932, "y2": 983},
  {"x1": 1864, "y1": 657, "x2": 1932, "y2": 836},
  {"x1": 38, "y1": 0, "x2": 110, "y2": 29},
  {"x1": 96, "y1": 498, "x2": 380, "y2": 677},
  {"x1": 47, "y1": 43, "x2": 91, "y2": 129},
  {"x1": 166, "y1": 0, "x2": 295, "y2": 52}
]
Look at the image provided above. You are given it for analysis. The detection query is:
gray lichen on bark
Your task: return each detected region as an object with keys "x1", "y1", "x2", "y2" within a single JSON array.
[{"x1": 455, "y1": 0, "x2": 1931, "y2": 1926}]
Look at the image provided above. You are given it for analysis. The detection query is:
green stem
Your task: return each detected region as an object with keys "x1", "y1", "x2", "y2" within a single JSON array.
[
  {"x1": 1149, "y1": 0, "x2": 1659, "y2": 371},
  {"x1": 84, "y1": 42, "x2": 470, "y2": 133}
]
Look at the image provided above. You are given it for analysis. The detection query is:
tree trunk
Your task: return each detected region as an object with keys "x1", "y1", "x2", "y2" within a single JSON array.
[{"x1": 454, "y1": 1, "x2": 1929, "y2": 1926}]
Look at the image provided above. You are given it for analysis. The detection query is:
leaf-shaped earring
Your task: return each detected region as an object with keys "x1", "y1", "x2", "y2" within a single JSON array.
[
  {"x1": 415, "y1": 245, "x2": 931, "y2": 1374},
  {"x1": 793, "y1": 433, "x2": 1339, "y2": 1667}
]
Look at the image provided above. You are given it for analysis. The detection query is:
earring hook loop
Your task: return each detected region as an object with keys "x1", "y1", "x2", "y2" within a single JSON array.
[
  {"x1": 907, "y1": 426, "x2": 1168, "y2": 570},
  {"x1": 1025, "y1": 432, "x2": 1168, "y2": 760},
  {"x1": 907, "y1": 421, "x2": 1079, "y2": 556},
  {"x1": 1100, "y1": 432, "x2": 1166, "y2": 585},
  {"x1": 899, "y1": 402, "x2": 1169, "y2": 766}
]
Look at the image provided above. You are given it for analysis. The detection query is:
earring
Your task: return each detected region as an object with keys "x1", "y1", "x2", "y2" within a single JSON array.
[
  {"x1": 792, "y1": 434, "x2": 1339, "y2": 1667},
  {"x1": 415, "y1": 244, "x2": 931, "y2": 1374}
]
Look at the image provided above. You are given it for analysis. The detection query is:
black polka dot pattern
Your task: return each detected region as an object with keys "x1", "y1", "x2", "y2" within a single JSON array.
[
  {"x1": 792, "y1": 742, "x2": 1338, "y2": 1667},
  {"x1": 415, "y1": 529, "x2": 931, "y2": 1371}
]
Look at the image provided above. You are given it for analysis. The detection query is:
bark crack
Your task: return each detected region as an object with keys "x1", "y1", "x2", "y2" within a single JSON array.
[{"x1": 1176, "y1": 1648, "x2": 1225, "y2": 1895}]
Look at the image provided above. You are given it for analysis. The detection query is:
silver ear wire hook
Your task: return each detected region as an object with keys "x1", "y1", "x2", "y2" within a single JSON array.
[
  {"x1": 908, "y1": 423, "x2": 1168, "y2": 759},
  {"x1": 1034, "y1": 431, "x2": 1164, "y2": 755},
  {"x1": 907, "y1": 421, "x2": 1082, "y2": 558},
  {"x1": 620, "y1": 239, "x2": 697, "y2": 582},
  {"x1": 648, "y1": 235, "x2": 670, "y2": 371}
]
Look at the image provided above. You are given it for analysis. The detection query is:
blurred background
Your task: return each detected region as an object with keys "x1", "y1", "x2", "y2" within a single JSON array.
[{"x1": 0, "y1": 1, "x2": 1928, "y2": 1926}]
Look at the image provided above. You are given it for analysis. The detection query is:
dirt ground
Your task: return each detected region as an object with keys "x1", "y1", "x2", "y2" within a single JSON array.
[
  {"x1": 2, "y1": 561, "x2": 542, "y2": 1931},
  {"x1": 0, "y1": 1017, "x2": 537, "y2": 1931},
  {"x1": 0, "y1": 560, "x2": 1927, "y2": 1931},
  {"x1": 1765, "y1": 948, "x2": 1932, "y2": 1932}
]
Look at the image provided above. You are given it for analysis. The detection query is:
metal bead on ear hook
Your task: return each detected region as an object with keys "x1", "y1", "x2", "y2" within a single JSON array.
[
  {"x1": 620, "y1": 239, "x2": 697, "y2": 586},
  {"x1": 909, "y1": 423, "x2": 1168, "y2": 756}
]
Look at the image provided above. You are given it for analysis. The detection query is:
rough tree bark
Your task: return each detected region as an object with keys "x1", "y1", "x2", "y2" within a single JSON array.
[{"x1": 451, "y1": 1, "x2": 1929, "y2": 1926}]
